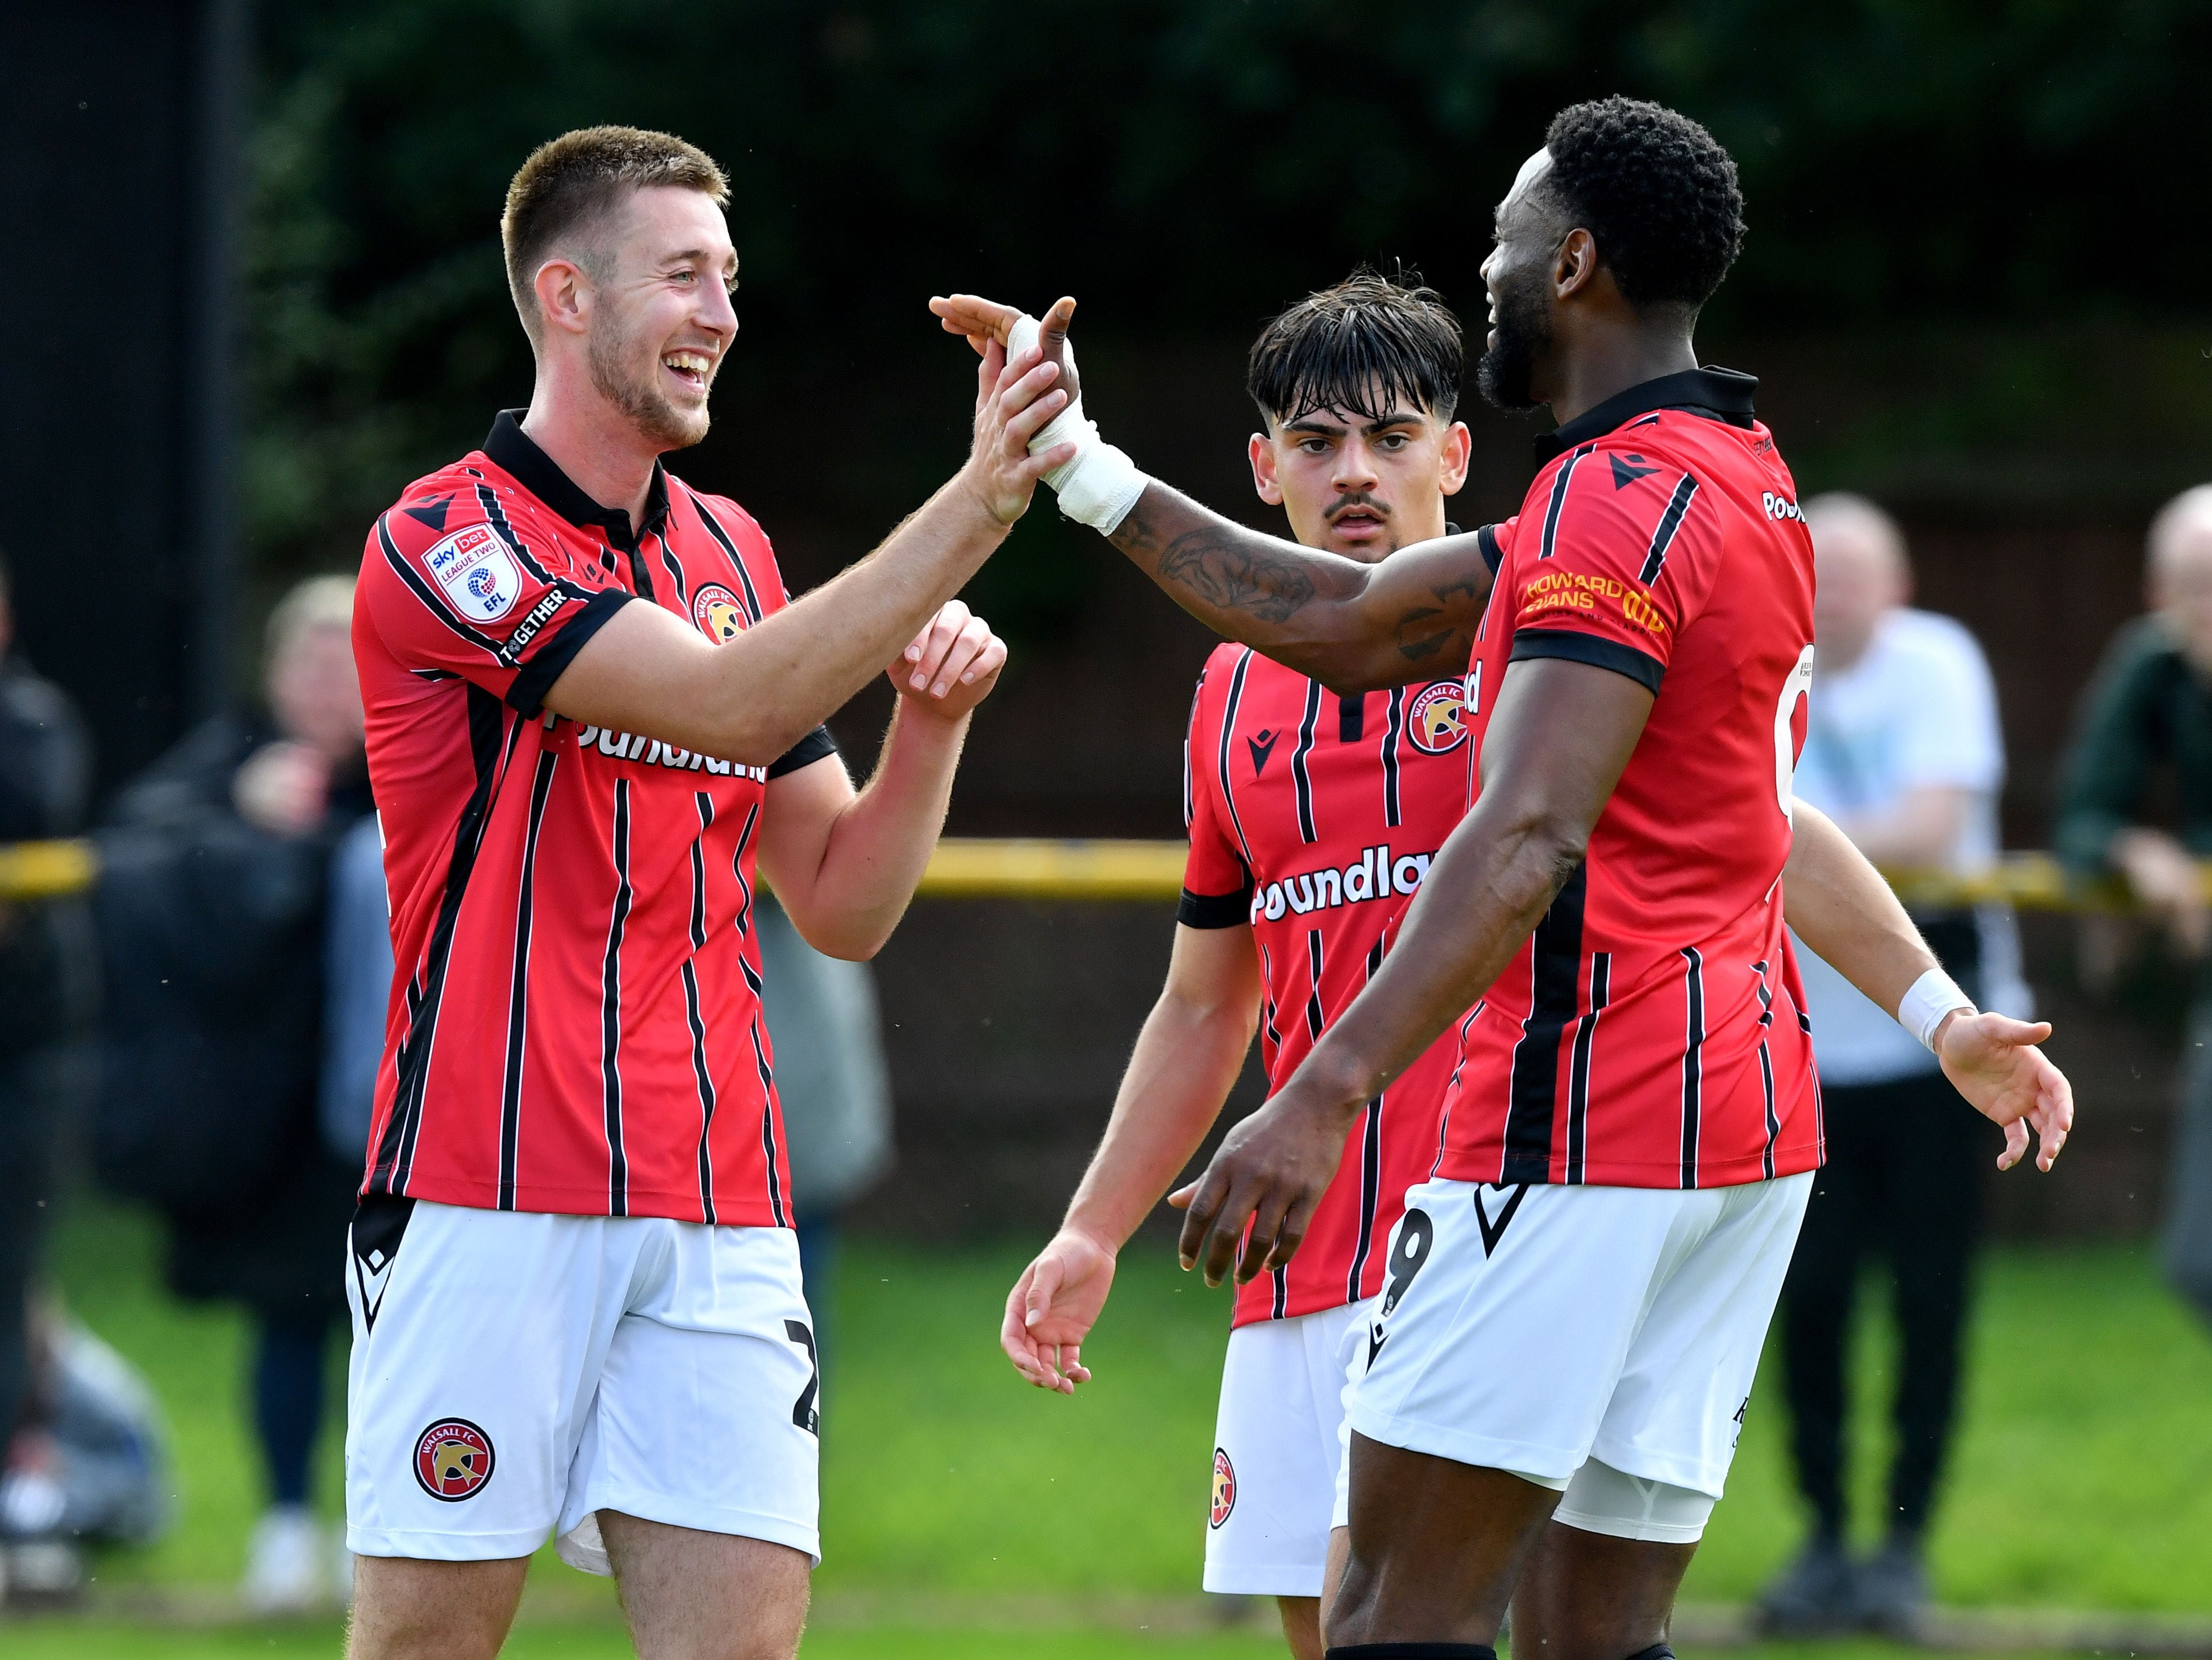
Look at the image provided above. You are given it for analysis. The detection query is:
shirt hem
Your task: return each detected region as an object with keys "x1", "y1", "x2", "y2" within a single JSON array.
[
  {"x1": 363, "y1": 1176, "x2": 790, "y2": 1228},
  {"x1": 1230, "y1": 1282, "x2": 1378, "y2": 1331},
  {"x1": 1432, "y1": 1146, "x2": 1822, "y2": 1190}
]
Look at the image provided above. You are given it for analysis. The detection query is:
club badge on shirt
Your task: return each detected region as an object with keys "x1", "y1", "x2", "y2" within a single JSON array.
[
  {"x1": 692, "y1": 583, "x2": 748, "y2": 643},
  {"x1": 1407, "y1": 680, "x2": 1469, "y2": 754},
  {"x1": 423, "y1": 524, "x2": 522, "y2": 623}
]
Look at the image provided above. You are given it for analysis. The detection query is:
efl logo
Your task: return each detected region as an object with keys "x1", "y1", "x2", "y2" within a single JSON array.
[
  {"x1": 1209, "y1": 1448, "x2": 1236, "y2": 1528},
  {"x1": 413, "y1": 1418, "x2": 495, "y2": 1502},
  {"x1": 423, "y1": 523, "x2": 521, "y2": 623}
]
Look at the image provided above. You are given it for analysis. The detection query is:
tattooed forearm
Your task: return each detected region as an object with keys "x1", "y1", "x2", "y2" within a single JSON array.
[
  {"x1": 1394, "y1": 588, "x2": 1475, "y2": 665},
  {"x1": 1155, "y1": 532, "x2": 1318, "y2": 623},
  {"x1": 1102, "y1": 482, "x2": 1491, "y2": 690},
  {"x1": 1110, "y1": 494, "x2": 1349, "y2": 633}
]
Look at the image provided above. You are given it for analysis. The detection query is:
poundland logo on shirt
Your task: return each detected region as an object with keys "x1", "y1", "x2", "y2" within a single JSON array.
[
  {"x1": 574, "y1": 725, "x2": 770, "y2": 783},
  {"x1": 1250, "y1": 845, "x2": 1433, "y2": 922}
]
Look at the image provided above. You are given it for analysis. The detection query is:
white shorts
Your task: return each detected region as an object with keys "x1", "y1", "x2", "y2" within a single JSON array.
[
  {"x1": 1202, "y1": 1299, "x2": 1369, "y2": 1597},
  {"x1": 344, "y1": 1197, "x2": 821, "y2": 1569},
  {"x1": 1351, "y1": 1173, "x2": 1811, "y2": 1501}
]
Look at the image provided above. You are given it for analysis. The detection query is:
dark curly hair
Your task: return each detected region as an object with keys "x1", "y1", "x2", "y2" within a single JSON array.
[
  {"x1": 1538, "y1": 97, "x2": 1744, "y2": 312},
  {"x1": 1247, "y1": 268, "x2": 1464, "y2": 427}
]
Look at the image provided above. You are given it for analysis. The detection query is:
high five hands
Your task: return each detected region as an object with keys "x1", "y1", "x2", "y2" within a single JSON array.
[
  {"x1": 961, "y1": 302, "x2": 1082, "y2": 526},
  {"x1": 934, "y1": 294, "x2": 1083, "y2": 407}
]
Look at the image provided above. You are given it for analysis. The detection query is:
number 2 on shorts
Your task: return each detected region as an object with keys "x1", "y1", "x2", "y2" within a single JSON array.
[{"x1": 784, "y1": 1319, "x2": 820, "y2": 1435}]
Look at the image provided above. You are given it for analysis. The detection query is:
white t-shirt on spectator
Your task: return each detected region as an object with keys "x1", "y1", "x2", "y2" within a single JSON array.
[{"x1": 1791, "y1": 607, "x2": 2029, "y2": 1085}]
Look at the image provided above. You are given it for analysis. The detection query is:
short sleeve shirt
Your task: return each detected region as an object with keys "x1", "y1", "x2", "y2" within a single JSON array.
[
  {"x1": 353, "y1": 412, "x2": 836, "y2": 1225},
  {"x1": 1437, "y1": 370, "x2": 1824, "y2": 1191},
  {"x1": 1180, "y1": 588, "x2": 1495, "y2": 1325}
]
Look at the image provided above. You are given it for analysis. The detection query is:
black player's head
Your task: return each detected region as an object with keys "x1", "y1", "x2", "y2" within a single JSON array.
[
  {"x1": 1478, "y1": 97, "x2": 1746, "y2": 412},
  {"x1": 1245, "y1": 270, "x2": 1471, "y2": 560}
]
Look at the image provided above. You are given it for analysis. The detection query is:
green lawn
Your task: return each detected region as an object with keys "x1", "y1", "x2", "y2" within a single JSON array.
[
  {"x1": 23, "y1": 1197, "x2": 2212, "y2": 1655},
  {"x1": 0, "y1": 1624, "x2": 2098, "y2": 1660},
  {"x1": 0, "y1": 1619, "x2": 1294, "y2": 1659}
]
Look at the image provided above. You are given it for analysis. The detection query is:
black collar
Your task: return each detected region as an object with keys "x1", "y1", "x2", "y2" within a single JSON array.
[
  {"x1": 484, "y1": 410, "x2": 671, "y2": 548},
  {"x1": 1532, "y1": 367, "x2": 1758, "y2": 465}
]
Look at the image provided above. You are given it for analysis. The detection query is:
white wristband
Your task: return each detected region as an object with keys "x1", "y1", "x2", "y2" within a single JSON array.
[
  {"x1": 1897, "y1": 968, "x2": 1975, "y2": 1052},
  {"x1": 1004, "y1": 314, "x2": 1149, "y2": 535}
]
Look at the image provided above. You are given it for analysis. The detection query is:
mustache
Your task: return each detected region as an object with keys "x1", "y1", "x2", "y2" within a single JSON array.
[{"x1": 1326, "y1": 494, "x2": 1390, "y2": 522}]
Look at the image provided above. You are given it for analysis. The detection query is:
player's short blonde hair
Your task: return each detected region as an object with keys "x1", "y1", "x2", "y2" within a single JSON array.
[
  {"x1": 501, "y1": 126, "x2": 730, "y2": 343},
  {"x1": 265, "y1": 574, "x2": 355, "y2": 666}
]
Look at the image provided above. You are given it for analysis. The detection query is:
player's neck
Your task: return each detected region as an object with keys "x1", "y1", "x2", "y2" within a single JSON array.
[
  {"x1": 1541, "y1": 323, "x2": 1700, "y2": 429},
  {"x1": 519, "y1": 373, "x2": 662, "y2": 534}
]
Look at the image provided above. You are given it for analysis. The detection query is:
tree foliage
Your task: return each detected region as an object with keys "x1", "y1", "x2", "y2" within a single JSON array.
[{"x1": 248, "y1": 0, "x2": 2212, "y2": 576}]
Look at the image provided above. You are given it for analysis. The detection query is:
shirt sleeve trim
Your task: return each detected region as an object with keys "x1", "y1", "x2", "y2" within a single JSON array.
[
  {"x1": 1509, "y1": 628, "x2": 1664, "y2": 695},
  {"x1": 504, "y1": 588, "x2": 631, "y2": 718},
  {"x1": 1478, "y1": 523, "x2": 1505, "y2": 575},
  {"x1": 1177, "y1": 885, "x2": 1254, "y2": 929},
  {"x1": 766, "y1": 724, "x2": 840, "y2": 780}
]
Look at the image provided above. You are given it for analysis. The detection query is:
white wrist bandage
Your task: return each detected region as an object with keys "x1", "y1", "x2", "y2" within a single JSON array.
[
  {"x1": 1897, "y1": 968, "x2": 1975, "y2": 1052},
  {"x1": 1006, "y1": 313, "x2": 1148, "y2": 535}
]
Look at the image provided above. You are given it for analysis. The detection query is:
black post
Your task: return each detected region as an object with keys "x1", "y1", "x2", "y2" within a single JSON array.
[{"x1": 186, "y1": 0, "x2": 247, "y2": 720}]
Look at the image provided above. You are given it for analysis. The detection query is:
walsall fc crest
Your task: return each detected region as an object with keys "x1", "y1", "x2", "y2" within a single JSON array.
[
  {"x1": 692, "y1": 583, "x2": 750, "y2": 644},
  {"x1": 1209, "y1": 1448, "x2": 1236, "y2": 1528},
  {"x1": 413, "y1": 1418, "x2": 495, "y2": 1502},
  {"x1": 1407, "y1": 680, "x2": 1469, "y2": 754}
]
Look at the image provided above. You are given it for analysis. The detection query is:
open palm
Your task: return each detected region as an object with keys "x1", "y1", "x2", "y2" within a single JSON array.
[
  {"x1": 1001, "y1": 1230, "x2": 1117, "y2": 1395},
  {"x1": 1937, "y1": 1010, "x2": 2074, "y2": 1171}
]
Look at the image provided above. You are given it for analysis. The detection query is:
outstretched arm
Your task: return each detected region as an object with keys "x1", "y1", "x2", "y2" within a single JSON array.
[
  {"x1": 539, "y1": 336, "x2": 1071, "y2": 765},
  {"x1": 1003, "y1": 922, "x2": 1263, "y2": 1393},
  {"x1": 1111, "y1": 484, "x2": 1498, "y2": 693},
  {"x1": 931, "y1": 293, "x2": 1497, "y2": 694},
  {"x1": 1784, "y1": 801, "x2": 2073, "y2": 1170}
]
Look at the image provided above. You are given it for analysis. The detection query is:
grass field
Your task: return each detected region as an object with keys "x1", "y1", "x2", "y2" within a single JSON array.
[
  {"x1": 18, "y1": 1197, "x2": 2211, "y2": 1656},
  {"x1": 0, "y1": 1624, "x2": 2094, "y2": 1660}
]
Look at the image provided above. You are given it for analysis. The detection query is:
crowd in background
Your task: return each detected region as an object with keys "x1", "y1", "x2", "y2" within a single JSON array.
[{"x1": 0, "y1": 482, "x2": 2206, "y2": 1617}]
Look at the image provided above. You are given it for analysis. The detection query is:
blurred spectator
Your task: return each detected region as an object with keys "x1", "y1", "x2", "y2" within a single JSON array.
[
  {"x1": 320, "y1": 814, "x2": 393, "y2": 1166},
  {"x1": 89, "y1": 575, "x2": 370, "y2": 1612},
  {"x1": 2056, "y1": 485, "x2": 2212, "y2": 1329},
  {"x1": 756, "y1": 890, "x2": 893, "y2": 1375},
  {"x1": 1761, "y1": 496, "x2": 2026, "y2": 1636},
  {"x1": 0, "y1": 1296, "x2": 172, "y2": 1602},
  {"x1": 0, "y1": 551, "x2": 96, "y2": 1598}
]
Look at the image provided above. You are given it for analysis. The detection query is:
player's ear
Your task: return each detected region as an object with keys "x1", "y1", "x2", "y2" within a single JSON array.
[
  {"x1": 1440, "y1": 420, "x2": 1473, "y2": 498},
  {"x1": 1554, "y1": 227, "x2": 1598, "y2": 301},
  {"x1": 533, "y1": 256, "x2": 592, "y2": 338},
  {"x1": 1249, "y1": 431, "x2": 1284, "y2": 506}
]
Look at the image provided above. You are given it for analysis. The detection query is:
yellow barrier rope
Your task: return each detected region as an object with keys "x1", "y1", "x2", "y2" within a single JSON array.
[
  {"x1": 0, "y1": 837, "x2": 2150, "y2": 911},
  {"x1": 0, "y1": 839, "x2": 99, "y2": 902}
]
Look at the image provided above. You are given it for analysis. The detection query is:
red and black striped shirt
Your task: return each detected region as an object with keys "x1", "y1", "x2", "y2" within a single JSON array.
[
  {"x1": 352, "y1": 413, "x2": 837, "y2": 1225},
  {"x1": 1437, "y1": 369, "x2": 1822, "y2": 1192},
  {"x1": 1181, "y1": 633, "x2": 1484, "y2": 1328}
]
